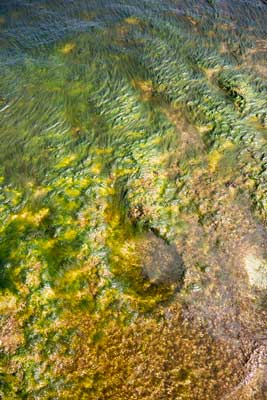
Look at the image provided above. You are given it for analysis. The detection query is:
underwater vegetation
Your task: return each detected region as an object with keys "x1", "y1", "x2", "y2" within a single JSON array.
[{"x1": 0, "y1": 0, "x2": 267, "y2": 399}]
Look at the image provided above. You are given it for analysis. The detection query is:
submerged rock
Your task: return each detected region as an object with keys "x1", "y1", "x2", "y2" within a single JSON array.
[
  {"x1": 140, "y1": 232, "x2": 185, "y2": 286},
  {"x1": 244, "y1": 253, "x2": 267, "y2": 290}
]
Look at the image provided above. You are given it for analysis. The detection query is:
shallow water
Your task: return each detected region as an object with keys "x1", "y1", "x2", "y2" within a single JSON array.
[{"x1": 0, "y1": 1, "x2": 267, "y2": 399}]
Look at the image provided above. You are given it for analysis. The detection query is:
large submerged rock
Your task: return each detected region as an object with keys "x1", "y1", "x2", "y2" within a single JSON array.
[{"x1": 139, "y1": 232, "x2": 185, "y2": 286}]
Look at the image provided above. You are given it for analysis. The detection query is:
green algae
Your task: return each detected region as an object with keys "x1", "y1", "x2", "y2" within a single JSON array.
[{"x1": 0, "y1": 3, "x2": 267, "y2": 399}]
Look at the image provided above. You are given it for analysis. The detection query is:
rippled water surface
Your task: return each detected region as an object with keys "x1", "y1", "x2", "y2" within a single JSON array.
[{"x1": 1, "y1": 1, "x2": 267, "y2": 399}]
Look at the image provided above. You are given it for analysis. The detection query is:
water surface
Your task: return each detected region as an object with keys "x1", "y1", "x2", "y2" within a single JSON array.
[{"x1": 0, "y1": 1, "x2": 267, "y2": 399}]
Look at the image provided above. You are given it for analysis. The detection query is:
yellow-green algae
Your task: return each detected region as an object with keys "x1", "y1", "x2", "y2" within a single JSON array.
[{"x1": 0, "y1": 2, "x2": 267, "y2": 399}]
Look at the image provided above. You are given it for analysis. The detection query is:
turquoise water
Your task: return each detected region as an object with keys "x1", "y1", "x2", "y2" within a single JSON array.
[{"x1": 0, "y1": 1, "x2": 267, "y2": 399}]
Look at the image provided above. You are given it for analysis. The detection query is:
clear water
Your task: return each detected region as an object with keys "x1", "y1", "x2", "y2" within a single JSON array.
[{"x1": 0, "y1": 1, "x2": 267, "y2": 399}]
